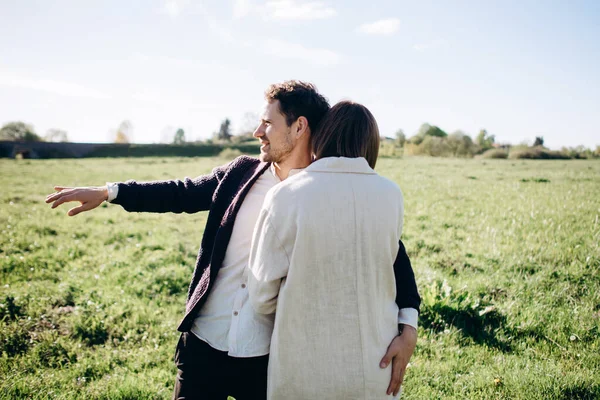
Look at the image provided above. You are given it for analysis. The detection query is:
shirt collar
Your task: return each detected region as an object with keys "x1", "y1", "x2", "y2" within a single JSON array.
[{"x1": 269, "y1": 163, "x2": 303, "y2": 182}]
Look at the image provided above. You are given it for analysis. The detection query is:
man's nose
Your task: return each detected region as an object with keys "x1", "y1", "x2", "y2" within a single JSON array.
[{"x1": 253, "y1": 125, "x2": 263, "y2": 138}]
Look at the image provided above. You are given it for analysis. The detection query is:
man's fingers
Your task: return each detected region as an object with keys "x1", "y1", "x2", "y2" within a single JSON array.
[
  {"x1": 382, "y1": 327, "x2": 417, "y2": 396},
  {"x1": 45, "y1": 192, "x2": 64, "y2": 203},
  {"x1": 51, "y1": 194, "x2": 77, "y2": 209},
  {"x1": 380, "y1": 354, "x2": 391, "y2": 369},
  {"x1": 380, "y1": 341, "x2": 400, "y2": 368},
  {"x1": 46, "y1": 187, "x2": 72, "y2": 203},
  {"x1": 387, "y1": 360, "x2": 405, "y2": 396},
  {"x1": 68, "y1": 202, "x2": 93, "y2": 216},
  {"x1": 382, "y1": 337, "x2": 402, "y2": 394},
  {"x1": 392, "y1": 363, "x2": 406, "y2": 397},
  {"x1": 387, "y1": 369, "x2": 401, "y2": 396},
  {"x1": 387, "y1": 380, "x2": 395, "y2": 396}
]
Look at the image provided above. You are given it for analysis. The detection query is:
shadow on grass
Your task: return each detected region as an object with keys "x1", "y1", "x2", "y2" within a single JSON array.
[
  {"x1": 560, "y1": 383, "x2": 600, "y2": 400},
  {"x1": 419, "y1": 280, "x2": 512, "y2": 351},
  {"x1": 421, "y1": 302, "x2": 511, "y2": 351}
]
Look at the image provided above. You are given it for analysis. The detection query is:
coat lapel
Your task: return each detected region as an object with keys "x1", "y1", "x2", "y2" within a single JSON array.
[{"x1": 210, "y1": 161, "x2": 270, "y2": 276}]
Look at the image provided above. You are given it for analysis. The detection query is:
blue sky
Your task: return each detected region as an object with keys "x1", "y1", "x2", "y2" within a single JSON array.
[{"x1": 1, "y1": 0, "x2": 598, "y2": 148}]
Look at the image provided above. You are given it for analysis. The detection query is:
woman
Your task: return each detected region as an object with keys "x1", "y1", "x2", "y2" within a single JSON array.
[{"x1": 248, "y1": 101, "x2": 405, "y2": 399}]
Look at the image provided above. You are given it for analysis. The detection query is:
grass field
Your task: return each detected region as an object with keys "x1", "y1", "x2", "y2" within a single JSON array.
[{"x1": 1, "y1": 156, "x2": 599, "y2": 399}]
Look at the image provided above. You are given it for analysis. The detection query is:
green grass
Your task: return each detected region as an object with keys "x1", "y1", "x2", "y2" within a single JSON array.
[{"x1": 1, "y1": 156, "x2": 599, "y2": 399}]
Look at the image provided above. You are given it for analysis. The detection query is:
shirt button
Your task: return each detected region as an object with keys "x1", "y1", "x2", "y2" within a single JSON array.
[
  {"x1": 241, "y1": 283, "x2": 246, "y2": 289},
  {"x1": 233, "y1": 311, "x2": 239, "y2": 316}
]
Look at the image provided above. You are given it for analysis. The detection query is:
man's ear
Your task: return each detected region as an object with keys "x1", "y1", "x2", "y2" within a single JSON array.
[{"x1": 295, "y1": 116, "x2": 309, "y2": 139}]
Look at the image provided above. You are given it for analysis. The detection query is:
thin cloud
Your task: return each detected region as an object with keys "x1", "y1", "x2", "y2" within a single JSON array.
[
  {"x1": 162, "y1": 0, "x2": 190, "y2": 17},
  {"x1": 413, "y1": 39, "x2": 447, "y2": 52},
  {"x1": 205, "y1": 17, "x2": 236, "y2": 42},
  {"x1": 0, "y1": 73, "x2": 110, "y2": 100},
  {"x1": 357, "y1": 18, "x2": 400, "y2": 35},
  {"x1": 131, "y1": 90, "x2": 163, "y2": 104},
  {"x1": 263, "y1": 38, "x2": 341, "y2": 66},
  {"x1": 265, "y1": 0, "x2": 336, "y2": 20},
  {"x1": 130, "y1": 53, "x2": 253, "y2": 75},
  {"x1": 233, "y1": 0, "x2": 253, "y2": 19},
  {"x1": 131, "y1": 90, "x2": 221, "y2": 111}
]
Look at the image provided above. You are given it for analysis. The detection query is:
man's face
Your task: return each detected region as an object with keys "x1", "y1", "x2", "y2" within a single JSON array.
[{"x1": 253, "y1": 100, "x2": 295, "y2": 163}]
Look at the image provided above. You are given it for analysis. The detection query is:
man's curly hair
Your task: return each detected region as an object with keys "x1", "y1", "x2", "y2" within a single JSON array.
[{"x1": 264, "y1": 80, "x2": 330, "y2": 134}]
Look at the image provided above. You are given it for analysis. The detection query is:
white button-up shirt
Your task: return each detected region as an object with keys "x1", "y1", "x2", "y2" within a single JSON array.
[{"x1": 190, "y1": 165, "x2": 292, "y2": 357}]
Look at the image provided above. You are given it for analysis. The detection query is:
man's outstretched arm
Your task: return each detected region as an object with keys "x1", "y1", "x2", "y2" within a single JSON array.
[
  {"x1": 109, "y1": 172, "x2": 222, "y2": 214},
  {"x1": 45, "y1": 161, "x2": 235, "y2": 216}
]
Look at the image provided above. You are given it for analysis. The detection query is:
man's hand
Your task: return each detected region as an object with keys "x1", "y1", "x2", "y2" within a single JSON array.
[
  {"x1": 45, "y1": 186, "x2": 108, "y2": 216},
  {"x1": 380, "y1": 325, "x2": 417, "y2": 397}
]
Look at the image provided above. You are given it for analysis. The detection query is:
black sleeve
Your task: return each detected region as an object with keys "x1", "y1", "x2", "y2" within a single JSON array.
[
  {"x1": 111, "y1": 163, "x2": 228, "y2": 214},
  {"x1": 393, "y1": 240, "x2": 421, "y2": 313}
]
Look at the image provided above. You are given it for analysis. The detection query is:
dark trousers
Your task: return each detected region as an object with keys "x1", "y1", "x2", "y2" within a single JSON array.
[{"x1": 173, "y1": 332, "x2": 269, "y2": 400}]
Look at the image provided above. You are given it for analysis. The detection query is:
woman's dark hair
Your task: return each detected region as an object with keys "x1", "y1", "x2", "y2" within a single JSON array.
[{"x1": 312, "y1": 100, "x2": 380, "y2": 168}]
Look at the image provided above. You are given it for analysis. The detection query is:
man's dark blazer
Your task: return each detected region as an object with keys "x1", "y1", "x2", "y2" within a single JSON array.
[{"x1": 112, "y1": 156, "x2": 421, "y2": 332}]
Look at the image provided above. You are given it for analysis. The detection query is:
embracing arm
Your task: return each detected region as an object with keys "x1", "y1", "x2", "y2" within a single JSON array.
[
  {"x1": 395, "y1": 240, "x2": 421, "y2": 318},
  {"x1": 379, "y1": 240, "x2": 420, "y2": 397}
]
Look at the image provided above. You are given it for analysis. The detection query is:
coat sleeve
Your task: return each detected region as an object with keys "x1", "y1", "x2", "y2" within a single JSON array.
[
  {"x1": 393, "y1": 240, "x2": 421, "y2": 313},
  {"x1": 111, "y1": 161, "x2": 230, "y2": 214},
  {"x1": 248, "y1": 202, "x2": 292, "y2": 315}
]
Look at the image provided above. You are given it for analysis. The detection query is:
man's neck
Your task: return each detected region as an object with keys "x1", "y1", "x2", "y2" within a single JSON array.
[{"x1": 273, "y1": 153, "x2": 311, "y2": 181}]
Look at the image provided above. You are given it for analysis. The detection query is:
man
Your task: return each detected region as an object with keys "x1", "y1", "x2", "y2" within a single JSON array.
[{"x1": 45, "y1": 81, "x2": 420, "y2": 399}]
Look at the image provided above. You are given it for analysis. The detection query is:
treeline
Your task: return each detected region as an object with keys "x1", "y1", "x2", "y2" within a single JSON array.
[
  {"x1": 3, "y1": 119, "x2": 599, "y2": 160},
  {"x1": 0, "y1": 122, "x2": 69, "y2": 143},
  {"x1": 381, "y1": 123, "x2": 600, "y2": 159},
  {"x1": 0, "y1": 141, "x2": 260, "y2": 159},
  {"x1": 0, "y1": 117, "x2": 254, "y2": 145},
  {"x1": 81, "y1": 143, "x2": 259, "y2": 158},
  {"x1": 0, "y1": 118, "x2": 260, "y2": 159}
]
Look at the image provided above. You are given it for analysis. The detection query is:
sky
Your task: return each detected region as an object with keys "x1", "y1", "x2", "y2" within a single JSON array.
[{"x1": 1, "y1": 0, "x2": 599, "y2": 149}]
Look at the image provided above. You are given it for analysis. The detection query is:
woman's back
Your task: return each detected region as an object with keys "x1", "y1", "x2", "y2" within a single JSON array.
[{"x1": 262, "y1": 157, "x2": 402, "y2": 399}]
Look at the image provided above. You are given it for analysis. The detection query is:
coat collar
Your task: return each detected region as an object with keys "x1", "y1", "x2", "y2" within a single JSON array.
[{"x1": 305, "y1": 157, "x2": 376, "y2": 175}]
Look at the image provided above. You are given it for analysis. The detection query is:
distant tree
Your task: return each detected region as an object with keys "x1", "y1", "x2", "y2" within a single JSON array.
[
  {"x1": 113, "y1": 120, "x2": 133, "y2": 143},
  {"x1": 409, "y1": 123, "x2": 447, "y2": 145},
  {"x1": 447, "y1": 131, "x2": 477, "y2": 157},
  {"x1": 115, "y1": 132, "x2": 129, "y2": 144},
  {"x1": 395, "y1": 129, "x2": 406, "y2": 147},
  {"x1": 533, "y1": 136, "x2": 544, "y2": 147},
  {"x1": 416, "y1": 123, "x2": 432, "y2": 139},
  {"x1": 45, "y1": 129, "x2": 69, "y2": 142},
  {"x1": 216, "y1": 118, "x2": 232, "y2": 141},
  {"x1": 423, "y1": 125, "x2": 447, "y2": 138},
  {"x1": 416, "y1": 123, "x2": 447, "y2": 138},
  {"x1": 595, "y1": 145, "x2": 600, "y2": 157},
  {"x1": 561, "y1": 145, "x2": 595, "y2": 159},
  {"x1": 475, "y1": 129, "x2": 495, "y2": 152},
  {"x1": 417, "y1": 136, "x2": 451, "y2": 156},
  {"x1": 0, "y1": 121, "x2": 42, "y2": 141},
  {"x1": 173, "y1": 128, "x2": 186, "y2": 145}
]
